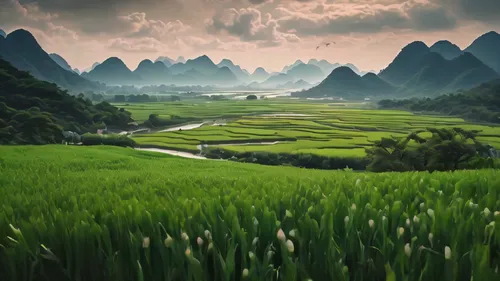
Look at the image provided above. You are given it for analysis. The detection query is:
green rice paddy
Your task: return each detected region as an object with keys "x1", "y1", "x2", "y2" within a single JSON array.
[{"x1": 119, "y1": 100, "x2": 500, "y2": 157}]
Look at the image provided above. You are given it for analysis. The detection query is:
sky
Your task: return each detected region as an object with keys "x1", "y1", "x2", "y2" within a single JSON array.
[{"x1": 1, "y1": 0, "x2": 499, "y2": 73}]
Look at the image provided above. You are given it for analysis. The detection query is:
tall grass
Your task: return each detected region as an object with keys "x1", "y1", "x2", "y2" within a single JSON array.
[{"x1": 0, "y1": 145, "x2": 499, "y2": 281}]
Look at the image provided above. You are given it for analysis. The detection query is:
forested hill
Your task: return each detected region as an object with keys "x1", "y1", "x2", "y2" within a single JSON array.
[
  {"x1": 378, "y1": 79, "x2": 500, "y2": 123},
  {"x1": 0, "y1": 59, "x2": 133, "y2": 144}
]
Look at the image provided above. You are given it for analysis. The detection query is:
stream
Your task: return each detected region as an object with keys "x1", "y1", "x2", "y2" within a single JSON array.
[{"x1": 135, "y1": 148, "x2": 208, "y2": 159}]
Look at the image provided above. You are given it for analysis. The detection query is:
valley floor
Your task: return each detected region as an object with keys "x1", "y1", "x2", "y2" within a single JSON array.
[{"x1": 118, "y1": 100, "x2": 500, "y2": 158}]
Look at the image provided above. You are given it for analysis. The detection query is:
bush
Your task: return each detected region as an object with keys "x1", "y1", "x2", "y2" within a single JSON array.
[{"x1": 82, "y1": 133, "x2": 136, "y2": 147}]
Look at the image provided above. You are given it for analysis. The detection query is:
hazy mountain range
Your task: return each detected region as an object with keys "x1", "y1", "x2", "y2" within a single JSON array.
[
  {"x1": 0, "y1": 28, "x2": 499, "y2": 98},
  {"x1": 296, "y1": 31, "x2": 500, "y2": 99}
]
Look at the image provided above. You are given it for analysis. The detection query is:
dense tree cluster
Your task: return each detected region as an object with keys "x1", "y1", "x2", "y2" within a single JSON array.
[
  {"x1": 0, "y1": 59, "x2": 133, "y2": 144},
  {"x1": 366, "y1": 128, "x2": 496, "y2": 172},
  {"x1": 379, "y1": 80, "x2": 500, "y2": 123}
]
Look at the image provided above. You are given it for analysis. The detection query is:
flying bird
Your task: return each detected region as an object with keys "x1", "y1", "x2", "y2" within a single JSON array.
[{"x1": 316, "y1": 42, "x2": 336, "y2": 50}]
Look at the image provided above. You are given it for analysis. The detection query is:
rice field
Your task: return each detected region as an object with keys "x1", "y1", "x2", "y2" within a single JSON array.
[
  {"x1": 121, "y1": 100, "x2": 500, "y2": 157},
  {"x1": 1, "y1": 145, "x2": 499, "y2": 281}
]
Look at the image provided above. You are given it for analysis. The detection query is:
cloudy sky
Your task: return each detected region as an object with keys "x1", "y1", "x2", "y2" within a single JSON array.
[{"x1": 1, "y1": 0, "x2": 499, "y2": 72}]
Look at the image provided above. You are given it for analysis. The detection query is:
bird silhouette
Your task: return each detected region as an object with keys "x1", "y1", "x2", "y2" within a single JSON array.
[{"x1": 316, "y1": 42, "x2": 336, "y2": 50}]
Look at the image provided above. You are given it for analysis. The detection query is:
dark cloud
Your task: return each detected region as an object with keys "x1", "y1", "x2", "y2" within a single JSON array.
[
  {"x1": 207, "y1": 8, "x2": 300, "y2": 46},
  {"x1": 275, "y1": 1, "x2": 457, "y2": 36},
  {"x1": 434, "y1": 0, "x2": 500, "y2": 23}
]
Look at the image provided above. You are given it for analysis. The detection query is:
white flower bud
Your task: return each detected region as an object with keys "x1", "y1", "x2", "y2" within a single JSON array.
[
  {"x1": 369, "y1": 219, "x2": 375, "y2": 229},
  {"x1": 494, "y1": 211, "x2": 500, "y2": 217},
  {"x1": 286, "y1": 239, "x2": 295, "y2": 253},
  {"x1": 197, "y1": 237, "x2": 204, "y2": 247},
  {"x1": 164, "y1": 235, "x2": 173, "y2": 248},
  {"x1": 427, "y1": 209, "x2": 435, "y2": 219},
  {"x1": 252, "y1": 237, "x2": 259, "y2": 246},
  {"x1": 289, "y1": 229, "x2": 296, "y2": 237},
  {"x1": 249, "y1": 251, "x2": 255, "y2": 260},
  {"x1": 428, "y1": 233, "x2": 433, "y2": 245},
  {"x1": 344, "y1": 216, "x2": 350, "y2": 224},
  {"x1": 253, "y1": 217, "x2": 259, "y2": 226},
  {"x1": 398, "y1": 227, "x2": 405, "y2": 238},
  {"x1": 185, "y1": 248, "x2": 192, "y2": 257},
  {"x1": 420, "y1": 202, "x2": 425, "y2": 211},
  {"x1": 444, "y1": 246, "x2": 451, "y2": 260},
  {"x1": 406, "y1": 218, "x2": 411, "y2": 227},
  {"x1": 142, "y1": 237, "x2": 150, "y2": 248},
  {"x1": 404, "y1": 243, "x2": 412, "y2": 257},
  {"x1": 242, "y1": 269, "x2": 249, "y2": 278},
  {"x1": 181, "y1": 232, "x2": 189, "y2": 241},
  {"x1": 351, "y1": 203, "x2": 357, "y2": 211},
  {"x1": 413, "y1": 216, "x2": 419, "y2": 224},
  {"x1": 484, "y1": 208, "x2": 491, "y2": 217},
  {"x1": 277, "y1": 229, "x2": 286, "y2": 241},
  {"x1": 204, "y1": 230, "x2": 211, "y2": 240}
]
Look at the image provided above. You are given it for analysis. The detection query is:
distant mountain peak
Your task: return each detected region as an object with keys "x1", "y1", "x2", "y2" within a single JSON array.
[
  {"x1": 176, "y1": 56, "x2": 186, "y2": 63},
  {"x1": 430, "y1": 40, "x2": 462, "y2": 60},
  {"x1": 219, "y1": 58, "x2": 234, "y2": 65},
  {"x1": 481, "y1": 31, "x2": 500, "y2": 38},
  {"x1": 328, "y1": 66, "x2": 359, "y2": 78},
  {"x1": 402, "y1": 41, "x2": 429, "y2": 53},
  {"x1": 138, "y1": 59, "x2": 154, "y2": 67},
  {"x1": 7, "y1": 29, "x2": 40, "y2": 48},
  {"x1": 49, "y1": 53, "x2": 74, "y2": 72},
  {"x1": 253, "y1": 67, "x2": 268, "y2": 74},
  {"x1": 102, "y1": 57, "x2": 126, "y2": 65},
  {"x1": 0, "y1": 29, "x2": 5, "y2": 38}
]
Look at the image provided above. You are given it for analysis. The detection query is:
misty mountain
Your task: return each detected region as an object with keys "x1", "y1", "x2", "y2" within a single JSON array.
[
  {"x1": 308, "y1": 59, "x2": 340, "y2": 75},
  {"x1": 49, "y1": 53, "x2": 74, "y2": 72},
  {"x1": 250, "y1": 67, "x2": 270, "y2": 82},
  {"x1": 282, "y1": 60, "x2": 304, "y2": 73},
  {"x1": 402, "y1": 52, "x2": 499, "y2": 95},
  {"x1": 286, "y1": 63, "x2": 324, "y2": 83},
  {"x1": 83, "y1": 62, "x2": 100, "y2": 73},
  {"x1": 217, "y1": 59, "x2": 249, "y2": 81},
  {"x1": 379, "y1": 41, "x2": 430, "y2": 85},
  {"x1": 294, "y1": 66, "x2": 395, "y2": 98},
  {"x1": 465, "y1": 31, "x2": 500, "y2": 73},
  {"x1": 133, "y1": 59, "x2": 171, "y2": 84},
  {"x1": 82, "y1": 57, "x2": 141, "y2": 85},
  {"x1": 211, "y1": 66, "x2": 240, "y2": 85},
  {"x1": 0, "y1": 29, "x2": 100, "y2": 91},
  {"x1": 260, "y1": 73, "x2": 294, "y2": 88},
  {"x1": 430, "y1": 40, "x2": 462, "y2": 60},
  {"x1": 155, "y1": 56, "x2": 174, "y2": 67},
  {"x1": 73, "y1": 68, "x2": 80, "y2": 75},
  {"x1": 0, "y1": 29, "x2": 5, "y2": 38},
  {"x1": 277, "y1": 79, "x2": 312, "y2": 90},
  {"x1": 169, "y1": 55, "x2": 219, "y2": 75},
  {"x1": 379, "y1": 40, "x2": 499, "y2": 95}
]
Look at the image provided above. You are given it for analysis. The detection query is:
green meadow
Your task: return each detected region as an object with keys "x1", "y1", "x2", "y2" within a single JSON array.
[{"x1": 1, "y1": 145, "x2": 499, "y2": 281}]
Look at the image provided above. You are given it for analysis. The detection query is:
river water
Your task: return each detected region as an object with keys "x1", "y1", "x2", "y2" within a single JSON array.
[{"x1": 135, "y1": 148, "x2": 208, "y2": 159}]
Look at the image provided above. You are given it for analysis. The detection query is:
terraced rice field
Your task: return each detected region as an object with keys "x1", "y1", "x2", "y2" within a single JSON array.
[{"x1": 120, "y1": 100, "x2": 500, "y2": 157}]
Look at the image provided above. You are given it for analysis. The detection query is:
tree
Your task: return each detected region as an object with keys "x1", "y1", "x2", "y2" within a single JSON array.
[
  {"x1": 366, "y1": 128, "x2": 493, "y2": 172},
  {"x1": 246, "y1": 94, "x2": 258, "y2": 100}
]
